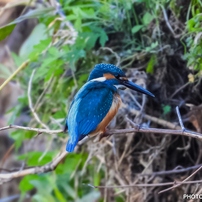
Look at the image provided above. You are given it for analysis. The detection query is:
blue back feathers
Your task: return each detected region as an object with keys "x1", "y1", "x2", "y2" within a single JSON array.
[{"x1": 66, "y1": 80, "x2": 118, "y2": 152}]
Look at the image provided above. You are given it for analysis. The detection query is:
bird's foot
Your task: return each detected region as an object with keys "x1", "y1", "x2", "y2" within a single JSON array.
[{"x1": 99, "y1": 129, "x2": 111, "y2": 141}]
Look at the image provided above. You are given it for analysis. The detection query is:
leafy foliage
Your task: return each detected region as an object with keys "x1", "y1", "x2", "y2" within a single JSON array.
[{"x1": 184, "y1": 1, "x2": 202, "y2": 74}]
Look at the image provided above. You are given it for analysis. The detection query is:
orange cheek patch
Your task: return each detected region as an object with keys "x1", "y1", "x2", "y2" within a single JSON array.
[
  {"x1": 120, "y1": 77, "x2": 128, "y2": 80},
  {"x1": 103, "y1": 73, "x2": 115, "y2": 80}
]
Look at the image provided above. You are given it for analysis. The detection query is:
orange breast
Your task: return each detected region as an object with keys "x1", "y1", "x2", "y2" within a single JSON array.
[{"x1": 89, "y1": 92, "x2": 122, "y2": 136}]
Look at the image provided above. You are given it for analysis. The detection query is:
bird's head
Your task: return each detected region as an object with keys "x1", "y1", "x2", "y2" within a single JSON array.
[{"x1": 88, "y1": 63, "x2": 155, "y2": 97}]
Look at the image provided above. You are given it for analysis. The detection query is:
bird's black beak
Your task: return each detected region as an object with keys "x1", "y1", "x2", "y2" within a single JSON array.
[{"x1": 119, "y1": 79, "x2": 155, "y2": 97}]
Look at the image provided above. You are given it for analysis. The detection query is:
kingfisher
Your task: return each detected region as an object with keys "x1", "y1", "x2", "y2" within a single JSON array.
[{"x1": 65, "y1": 63, "x2": 154, "y2": 152}]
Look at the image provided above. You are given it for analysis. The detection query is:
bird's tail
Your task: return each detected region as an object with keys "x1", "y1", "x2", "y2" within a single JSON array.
[
  {"x1": 66, "y1": 120, "x2": 79, "y2": 152},
  {"x1": 66, "y1": 138, "x2": 78, "y2": 152}
]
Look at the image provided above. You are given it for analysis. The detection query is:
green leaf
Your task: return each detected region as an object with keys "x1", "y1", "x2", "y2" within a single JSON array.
[
  {"x1": 66, "y1": 14, "x2": 77, "y2": 21},
  {"x1": 0, "y1": 24, "x2": 16, "y2": 41},
  {"x1": 0, "y1": 7, "x2": 54, "y2": 42},
  {"x1": 146, "y1": 55, "x2": 156, "y2": 74},
  {"x1": 75, "y1": 17, "x2": 82, "y2": 31},
  {"x1": 30, "y1": 176, "x2": 55, "y2": 194},
  {"x1": 79, "y1": 32, "x2": 99, "y2": 50},
  {"x1": 33, "y1": 38, "x2": 52, "y2": 52},
  {"x1": 142, "y1": 12, "x2": 154, "y2": 25},
  {"x1": 0, "y1": 64, "x2": 11, "y2": 78},
  {"x1": 132, "y1": 25, "x2": 144, "y2": 33},
  {"x1": 94, "y1": 172, "x2": 100, "y2": 187},
  {"x1": 99, "y1": 30, "x2": 108, "y2": 47},
  {"x1": 54, "y1": 68, "x2": 63, "y2": 76},
  {"x1": 48, "y1": 47, "x2": 60, "y2": 57},
  {"x1": 162, "y1": 105, "x2": 171, "y2": 115},
  {"x1": 19, "y1": 23, "x2": 49, "y2": 58},
  {"x1": 8, "y1": 105, "x2": 22, "y2": 125},
  {"x1": 65, "y1": 48, "x2": 85, "y2": 70},
  {"x1": 18, "y1": 151, "x2": 56, "y2": 166},
  {"x1": 19, "y1": 175, "x2": 40, "y2": 193},
  {"x1": 10, "y1": 7, "x2": 55, "y2": 25},
  {"x1": 9, "y1": 130, "x2": 25, "y2": 149},
  {"x1": 53, "y1": 110, "x2": 66, "y2": 119},
  {"x1": 54, "y1": 188, "x2": 66, "y2": 202},
  {"x1": 61, "y1": 183, "x2": 76, "y2": 199},
  {"x1": 11, "y1": 52, "x2": 25, "y2": 67},
  {"x1": 55, "y1": 153, "x2": 86, "y2": 175},
  {"x1": 76, "y1": 191, "x2": 100, "y2": 202}
]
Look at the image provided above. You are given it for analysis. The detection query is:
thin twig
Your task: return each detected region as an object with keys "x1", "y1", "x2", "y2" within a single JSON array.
[
  {"x1": 87, "y1": 179, "x2": 202, "y2": 189},
  {"x1": 0, "y1": 124, "x2": 63, "y2": 134},
  {"x1": 157, "y1": 108, "x2": 202, "y2": 194},
  {"x1": 176, "y1": 106, "x2": 185, "y2": 130},
  {"x1": 170, "y1": 82, "x2": 191, "y2": 98},
  {"x1": 28, "y1": 70, "x2": 49, "y2": 130},
  {"x1": 122, "y1": 103, "x2": 181, "y2": 130},
  {"x1": 140, "y1": 164, "x2": 202, "y2": 176},
  {"x1": 100, "y1": 47, "x2": 121, "y2": 67},
  {"x1": 158, "y1": 165, "x2": 202, "y2": 194},
  {"x1": 160, "y1": 5, "x2": 181, "y2": 38},
  {"x1": 34, "y1": 76, "x2": 54, "y2": 111}
]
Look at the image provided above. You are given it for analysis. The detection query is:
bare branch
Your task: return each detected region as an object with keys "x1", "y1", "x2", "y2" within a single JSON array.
[
  {"x1": 158, "y1": 165, "x2": 202, "y2": 194},
  {"x1": 122, "y1": 103, "x2": 181, "y2": 130},
  {"x1": 0, "y1": 124, "x2": 63, "y2": 134},
  {"x1": 87, "y1": 179, "x2": 202, "y2": 189},
  {"x1": 160, "y1": 5, "x2": 182, "y2": 38},
  {"x1": 0, "y1": 151, "x2": 68, "y2": 184},
  {"x1": 1, "y1": 105, "x2": 202, "y2": 139},
  {"x1": 140, "y1": 164, "x2": 202, "y2": 176}
]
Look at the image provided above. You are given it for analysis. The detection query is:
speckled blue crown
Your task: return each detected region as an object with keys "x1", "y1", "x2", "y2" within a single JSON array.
[{"x1": 88, "y1": 63, "x2": 125, "y2": 81}]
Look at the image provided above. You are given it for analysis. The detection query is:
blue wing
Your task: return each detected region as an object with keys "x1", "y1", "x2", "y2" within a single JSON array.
[{"x1": 66, "y1": 81, "x2": 113, "y2": 152}]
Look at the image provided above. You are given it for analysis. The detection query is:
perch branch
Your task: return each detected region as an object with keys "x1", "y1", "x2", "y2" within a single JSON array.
[
  {"x1": 0, "y1": 107, "x2": 202, "y2": 183},
  {"x1": 0, "y1": 107, "x2": 202, "y2": 138}
]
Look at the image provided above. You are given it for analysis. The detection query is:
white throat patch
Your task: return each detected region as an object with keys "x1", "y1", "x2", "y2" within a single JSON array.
[
  {"x1": 114, "y1": 84, "x2": 126, "y2": 89},
  {"x1": 91, "y1": 77, "x2": 106, "y2": 82}
]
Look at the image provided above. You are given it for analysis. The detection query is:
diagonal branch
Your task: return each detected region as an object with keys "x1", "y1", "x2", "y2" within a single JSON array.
[
  {"x1": 0, "y1": 151, "x2": 68, "y2": 184},
  {"x1": 0, "y1": 60, "x2": 30, "y2": 91},
  {"x1": 158, "y1": 164, "x2": 202, "y2": 194}
]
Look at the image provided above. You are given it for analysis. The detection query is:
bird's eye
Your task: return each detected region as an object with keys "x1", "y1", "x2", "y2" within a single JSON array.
[{"x1": 115, "y1": 75, "x2": 120, "y2": 79}]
